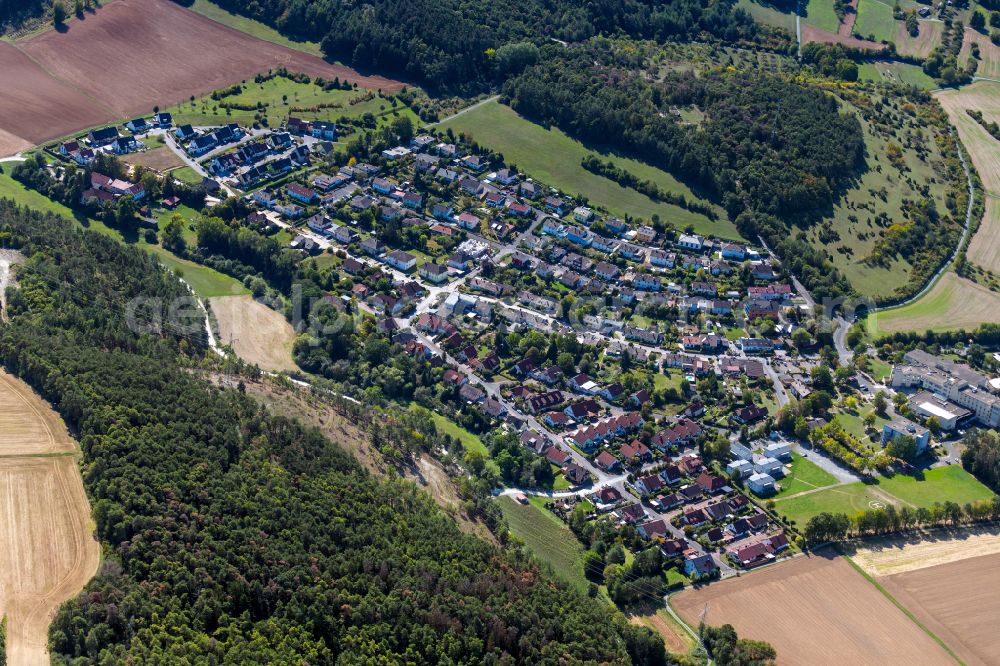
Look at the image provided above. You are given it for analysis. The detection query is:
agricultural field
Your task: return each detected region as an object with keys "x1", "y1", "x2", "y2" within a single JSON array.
[
  {"x1": 870, "y1": 271, "x2": 1000, "y2": 334},
  {"x1": 440, "y1": 100, "x2": 739, "y2": 239},
  {"x1": 497, "y1": 495, "x2": 590, "y2": 593},
  {"x1": 895, "y1": 20, "x2": 944, "y2": 59},
  {"x1": 853, "y1": 0, "x2": 898, "y2": 43},
  {"x1": 0, "y1": 0, "x2": 403, "y2": 155},
  {"x1": 672, "y1": 551, "x2": 955, "y2": 666},
  {"x1": 879, "y1": 553, "x2": 1000, "y2": 666},
  {"x1": 961, "y1": 27, "x2": 1000, "y2": 79},
  {"x1": 801, "y1": 22, "x2": 887, "y2": 49},
  {"x1": 0, "y1": 370, "x2": 100, "y2": 665},
  {"x1": 773, "y1": 453, "x2": 838, "y2": 498},
  {"x1": 846, "y1": 524, "x2": 1000, "y2": 577},
  {"x1": 936, "y1": 81, "x2": 1000, "y2": 273},
  {"x1": 806, "y1": 89, "x2": 954, "y2": 300},
  {"x1": 210, "y1": 294, "x2": 298, "y2": 372},
  {"x1": 774, "y1": 466, "x2": 994, "y2": 526}
]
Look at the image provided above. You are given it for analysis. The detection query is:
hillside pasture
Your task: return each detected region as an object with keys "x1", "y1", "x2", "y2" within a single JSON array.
[
  {"x1": 497, "y1": 496, "x2": 590, "y2": 593},
  {"x1": 440, "y1": 100, "x2": 739, "y2": 239},
  {"x1": 856, "y1": 60, "x2": 937, "y2": 89},
  {"x1": 672, "y1": 551, "x2": 955, "y2": 666},
  {"x1": 802, "y1": 0, "x2": 842, "y2": 32},
  {"x1": 0, "y1": 0, "x2": 403, "y2": 153},
  {"x1": 879, "y1": 552, "x2": 1000, "y2": 666}
]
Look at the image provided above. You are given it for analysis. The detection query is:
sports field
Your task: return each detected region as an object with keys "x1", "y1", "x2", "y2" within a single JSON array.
[
  {"x1": 774, "y1": 466, "x2": 993, "y2": 525},
  {"x1": 0, "y1": 370, "x2": 99, "y2": 665},
  {"x1": 673, "y1": 551, "x2": 955, "y2": 665},
  {"x1": 440, "y1": 100, "x2": 739, "y2": 239},
  {"x1": 498, "y1": 495, "x2": 590, "y2": 593}
]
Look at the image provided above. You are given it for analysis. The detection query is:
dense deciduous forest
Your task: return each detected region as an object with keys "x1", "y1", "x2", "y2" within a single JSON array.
[
  {"x1": 0, "y1": 200, "x2": 668, "y2": 664},
  {"x1": 196, "y1": 0, "x2": 759, "y2": 89}
]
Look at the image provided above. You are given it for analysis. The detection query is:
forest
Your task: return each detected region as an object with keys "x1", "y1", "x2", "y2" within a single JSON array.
[
  {"x1": 0, "y1": 199, "x2": 669, "y2": 663},
  {"x1": 192, "y1": 0, "x2": 760, "y2": 89}
]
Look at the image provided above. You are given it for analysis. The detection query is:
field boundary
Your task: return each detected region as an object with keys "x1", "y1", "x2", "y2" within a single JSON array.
[{"x1": 842, "y1": 554, "x2": 966, "y2": 665}]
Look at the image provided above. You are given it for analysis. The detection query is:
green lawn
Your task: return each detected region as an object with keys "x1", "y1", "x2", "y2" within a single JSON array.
[
  {"x1": 146, "y1": 246, "x2": 248, "y2": 297},
  {"x1": 857, "y1": 61, "x2": 937, "y2": 90},
  {"x1": 498, "y1": 495, "x2": 590, "y2": 593},
  {"x1": 0, "y1": 170, "x2": 79, "y2": 218},
  {"x1": 774, "y1": 453, "x2": 838, "y2": 498},
  {"x1": 187, "y1": 0, "x2": 325, "y2": 57},
  {"x1": 867, "y1": 357, "x2": 892, "y2": 382},
  {"x1": 802, "y1": 0, "x2": 843, "y2": 32},
  {"x1": 833, "y1": 407, "x2": 889, "y2": 446},
  {"x1": 854, "y1": 0, "x2": 898, "y2": 42},
  {"x1": 440, "y1": 100, "x2": 740, "y2": 239},
  {"x1": 421, "y1": 408, "x2": 490, "y2": 457},
  {"x1": 170, "y1": 166, "x2": 204, "y2": 185},
  {"x1": 775, "y1": 467, "x2": 995, "y2": 526},
  {"x1": 735, "y1": 0, "x2": 798, "y2": 32},
  {"x1": 774, "y1": 482, "x2": 892, "y2": 526},
  {"x1": 876, "y1": 466, "x2": 994, "y2": 508}
]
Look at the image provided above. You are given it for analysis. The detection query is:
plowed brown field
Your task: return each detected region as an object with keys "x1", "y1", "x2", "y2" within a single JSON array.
[
  {"x1": 880, "y1": 552, "x2": 1000, "y2": 666},
  {"x1": 0, "y1": 370, "x2": 99, "y2": 665},
  {"x1": 672, "y1": 552, "x2": 955, "y2": 666},
  {"x1": 0, "y1": 0, "x2": 404, "y2": 155}
]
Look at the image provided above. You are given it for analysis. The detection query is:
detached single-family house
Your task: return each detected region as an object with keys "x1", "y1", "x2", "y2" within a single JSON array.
[
  {"x1": 419, "y1": 262, "x2": 449, "y2": 284},
  {"x1": 385, "y1": 250, "x2": 417, "y2": 271}
]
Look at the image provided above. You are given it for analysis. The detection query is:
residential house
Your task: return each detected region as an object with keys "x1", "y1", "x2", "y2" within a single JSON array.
[
  {"x1": 419, "y1": 262, "x2": 449, "y2": 284},
  {"x1": 385, "y1": 250, "x2": 416, "y2": 271}
]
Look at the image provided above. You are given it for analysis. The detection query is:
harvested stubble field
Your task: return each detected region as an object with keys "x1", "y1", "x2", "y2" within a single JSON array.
[
  {"x1": 210, "y1": 294, "x2": 298, "y2": 372},
  {"x1": 0, "y1": 0, "x2": 403, "y2": 155},
  {"x1": 672, "y1": 551, "x2": 955, "y2": 666},
  {"x1": 801, "y1": 23, "x2": 887, "y2": 50},
  {"x1": 879, "y1": 552, "x2": 1000, "y2": 666},
  {"x1": 936, "y1": 81, "x2": 1000, "y2": 273},
  {"x1": 0, "y1": 370, "x2": 99, "y2": 666},
  {"x1": 895, "y1": 20, "x2": 944, "y2": 59},
  {"x1": 846, "y1": 524, "x2": 1000, "y2": 577},
  {"x1": 872, "y1": 271, "x2": 1000, "y2": 333},
  {"x1": 961, "y1": 27, "x2": 1000, "y2": 80}
]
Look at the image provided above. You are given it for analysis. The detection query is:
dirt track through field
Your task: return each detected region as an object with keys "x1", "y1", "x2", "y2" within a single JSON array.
[
  {"x1": 0, "y1": 0, "x2": 404, "y2": 156},
  {"x1": 880, "y1": 552, "x2": 1000, "y2": 666},
  {"x1": 210, "y1": 295, "x2": 298, "y2": 372},
  {"x1": 0, "y1": 370, "x2": 99, "y2": 666},
  {"x1": 672, "y1": 551, "x2": 955, "y2": 665}
]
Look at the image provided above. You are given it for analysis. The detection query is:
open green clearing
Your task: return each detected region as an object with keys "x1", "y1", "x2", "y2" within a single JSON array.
[
  {"x1": 868, "y1": 271, "x2": 1000, "y2": 335},
  {"x1": 498, "y1": 495, "x2": 590, "y2": 593},
  {"x1": 801, "y1": 0, "x2": 842, "y2": 32},
  {"x1": 833, "y1": 406, "x2": 890, "y2": 446},
  {"x1": 775, "y1": 466, "x2": 994, "y2": 525},
  {"x1": 167, "y1": 78, "x2": 418, "y2": 133},
  {"x1": 420, "y1": 408, "x2": 490, "y2": 457},
  {"x1": 857, "y1": 61, "x2": 937, "y2": 90},
  {"x1": 187, "y1": 0, "x2": 325, "y2": 57},
  {"x1": 0, "y1": 170, "x2": 246, "y2": 298},
  {"x1": 440, "y1": 100, "x2": 740, "y2": 239},
  {"x1": 734, "y1": 0, "x2": 798, "y2": 32},
  {"x1": 877, "y1": 465, "x2": 994, "y2": 507},
  {"x1": 774, "y1": 453, "x2": 838, "y2": 498},
  {"x1": 170, "y1": 166, "x2": 204, "y2": 186},
  {"x1": 806, "y1": 90, "x2": 954, "y2": 300},
  {"x1": 854, "y1": 0, "x2": 898, "y2": 43}
]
